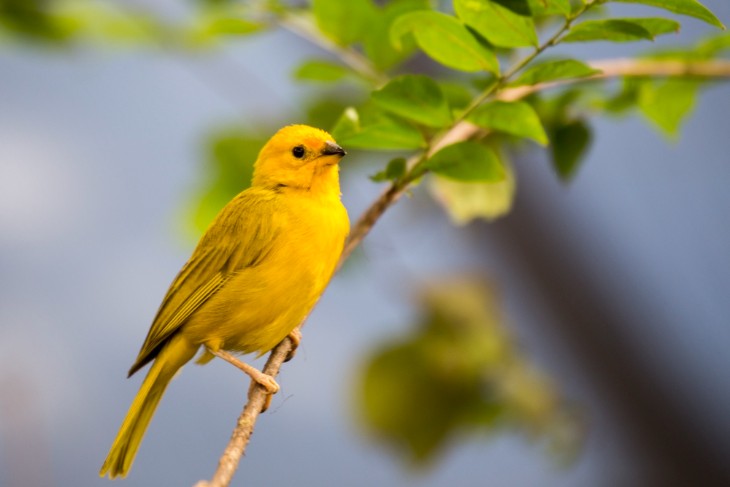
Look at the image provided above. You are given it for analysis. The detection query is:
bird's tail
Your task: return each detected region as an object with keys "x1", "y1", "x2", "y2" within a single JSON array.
[{"x1": 99, "y1": 335, "x2": 196, "y2": 479}]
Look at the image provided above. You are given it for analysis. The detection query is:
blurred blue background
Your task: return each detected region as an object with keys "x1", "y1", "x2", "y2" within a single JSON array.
[{"x1": 1, "y1": 1, "x2": 729, "y2": 486}]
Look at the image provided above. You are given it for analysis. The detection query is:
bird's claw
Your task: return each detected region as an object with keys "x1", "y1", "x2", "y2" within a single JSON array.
[{"x1": 284, "y1": 329, "x2": 302, "y2": 362}]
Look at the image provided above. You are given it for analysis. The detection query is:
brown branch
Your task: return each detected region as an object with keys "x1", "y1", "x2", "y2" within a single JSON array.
[
  {"x1": 341, "y1": 183, "x2": 402, "y2": 263},
  {"x1": 499, "y1": 58, "x2": 730, "y2": 101},
  {"x1": 590, "y1": 58, "x2": 730, "y2": 78},
  {"x1": 193, "y1": 336, "x2": 294, "y2": 487},
  {"x1": 194, "y1": 56, "x2": 730, "y2": 487}
]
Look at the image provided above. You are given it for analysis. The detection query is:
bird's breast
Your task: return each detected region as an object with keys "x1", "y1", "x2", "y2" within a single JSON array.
[{"x1": 192, "y1": 192, "x2": 349, "y2": 354}]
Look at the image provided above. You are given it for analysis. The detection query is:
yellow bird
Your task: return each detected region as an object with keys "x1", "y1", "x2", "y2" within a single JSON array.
[{"x1": 100, "y1": 125, "x2": 349, "y2": 479}]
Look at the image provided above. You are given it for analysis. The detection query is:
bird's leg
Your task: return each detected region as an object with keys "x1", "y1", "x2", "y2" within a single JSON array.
[
  {"x1": 284, "y1": 329, "x2": 302, "y2": 362},
  {"x1": 209, "y1": 348, "x2": 280, "y2": 395}
]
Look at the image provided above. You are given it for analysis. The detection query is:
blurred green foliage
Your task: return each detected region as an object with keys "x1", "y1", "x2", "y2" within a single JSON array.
[
  {"x1": 429, "y1": 161, "x2": 517, "y2": 223},
  {"x1": 182, "y1": 129, "x2": 263, "y2": 237},
  {"x1": 0, "y1": 0, "x2": 75, "y2": 42},
  {"x1": 357, "y1": 279, "x2": 580, "y2": 465}
]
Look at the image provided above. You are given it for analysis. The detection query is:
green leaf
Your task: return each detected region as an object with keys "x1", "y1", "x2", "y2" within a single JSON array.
[
  {"x1": 550, "y1": 120, "x2": 591, "y2": 181},
  {"x1": 372, "y1": 75, "x2": 452, "y2": 128},
  {"x1": 185, "y1": 128, "x2": 263, "y2": 236},
  {"x1": 370, "y1": 157, "x2": 408, "y2": 182},
  {"x1": 37, "y1": 2, "x2": 168, "y2": 46},
  {"x1": 639, "y1": 31, "x2": 730, "y2": 61},
  {"x1": 469, "y1": 101, "x2": 548, "y2": 145},
  {"x1": 331, "y1": 107, "x2": 360, "y2": 140},
  {"x1": 293, "y1": 59, "x2": 348, "y2": 82},
  {"x1": 197, "y1": 16, "x2": 262, "y2": 37},
  {"x1": 611, "y1": 0, "x2": 724, "y2": 29},
  {"x1": 491, "y1": 0, "x2": 532, "y2": 16},
  {"x1": 306, "y1": 97, "x2": 349, "y2": 132},
  {"x1": 511, "y1": 59, "x2": 601, "y2": 86},
  {"x1": 312, "y1": 0, "x2": 377, "y2": 45},
  {"x1": 525, "y1": 0, "x2": 572, "y2": 16},
  {"x1": 439, "y1": 81, "x2": 475, "y2": 111},
  {"x1": 695, "y1": 32, "x2": 730, "y2": 57},
  {"x1": 0, "y1": 0, "x2": 79, "y2": 42},
  {"x1": 562, "y1": 18, "x2": 680, "y2": 43},
  {"x1": 600, "y1": 78, "x2": 643, "y2": 115},
  {"x1": 455, "y1": 0, "x2": 538, "y2": 48},
  {"x1": 630, "y1": 17, "x2": 683, "y2": 37},
  {"x1": 343, "y1": 119, "x2": 425, "y2": 150},
  {"x1": 638, "y1": 79, "x2": 700, "y2": 137},
  {"x1": 332, "y1": 107, "x2": 425, "y2": 150},
  {"x1": 563, "y1": 19, "x2": 652, "y2": 43},
  {"x1": 424, "y1": 141, "x2": 505, "y2": 181},
  {"x1": 362, "y1": 0, "x2": 430, "y2": 70},
  {"x1": 430, "y1": 161, "x2": 516, "y2": 224},
  {"x1": 390, "y1": 11, "x2": 500, "y2": 73}
]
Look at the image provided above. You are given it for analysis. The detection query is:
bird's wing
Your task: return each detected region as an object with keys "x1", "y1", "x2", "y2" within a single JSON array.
[{"x1": 128, "y1": 189, "x2": 280, "y2": 376}]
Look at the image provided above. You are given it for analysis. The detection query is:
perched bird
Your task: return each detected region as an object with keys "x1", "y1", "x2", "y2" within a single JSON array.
[{"x1": 100, "y1": 125, "x2": 349, "y2": 479}]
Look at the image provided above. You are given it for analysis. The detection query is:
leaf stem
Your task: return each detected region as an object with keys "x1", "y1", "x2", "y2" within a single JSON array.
[{"x1": 502, "y1": 2, "x2": 590, "y2": 82}]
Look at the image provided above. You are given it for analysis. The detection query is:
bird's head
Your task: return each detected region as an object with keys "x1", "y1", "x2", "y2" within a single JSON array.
[{"x1": 252, "y1": 125, "x2": 346, "y2": 193}]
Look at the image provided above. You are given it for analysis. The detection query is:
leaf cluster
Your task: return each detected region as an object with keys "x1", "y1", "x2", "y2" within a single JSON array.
[
  {"x1": 357, "y1": 279, "x2": 580, "y2": 464},
  {"x1": 4, "y1": 1, "x2": 725, "y2": 223},
  {"x1": 300, "y1": 0, "x2": 727, "y2": 221}
]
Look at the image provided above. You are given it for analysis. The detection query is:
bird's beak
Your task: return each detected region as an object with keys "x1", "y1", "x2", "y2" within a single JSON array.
[{"x1": 321, "y1": 141, "x2": 346, "y2": 158}]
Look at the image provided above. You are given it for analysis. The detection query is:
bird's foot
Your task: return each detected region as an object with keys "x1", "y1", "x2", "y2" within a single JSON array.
[
  {"x1": 284, "y1": 329, "x2": 302, "y2": 362},
  {"x1": 209, "y1": 348, "x2": 280, "y2": 395}
]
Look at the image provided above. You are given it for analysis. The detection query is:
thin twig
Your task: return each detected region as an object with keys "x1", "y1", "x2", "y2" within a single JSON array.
[
  {"x1": 193, "y1": 336, "x2": 293, "y2": 487},
  {"x1": 196, "y1": 56, "x2": 730, "y2": 487},
  {"x1": 500, "y1": 58, "x2": 730, "y2": 101},
  {"x1": 277, "y1": 13, "x2": 388, "y2": 86}
]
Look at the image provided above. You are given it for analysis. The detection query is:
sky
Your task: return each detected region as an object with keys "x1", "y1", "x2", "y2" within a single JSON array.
[{"x1": 0, "y1": 1, "x2": 729, "y2": 487}]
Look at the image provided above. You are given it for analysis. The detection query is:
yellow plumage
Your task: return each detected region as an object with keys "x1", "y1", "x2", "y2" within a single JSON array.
[{"x1": 100, "y1": 125, "x2": 349, "y2": 478}]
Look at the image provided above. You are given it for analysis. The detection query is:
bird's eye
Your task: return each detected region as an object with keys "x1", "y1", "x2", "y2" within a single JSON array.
[{"x1": 292, "y1": 145, "x2": 305, "y2": 159}]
